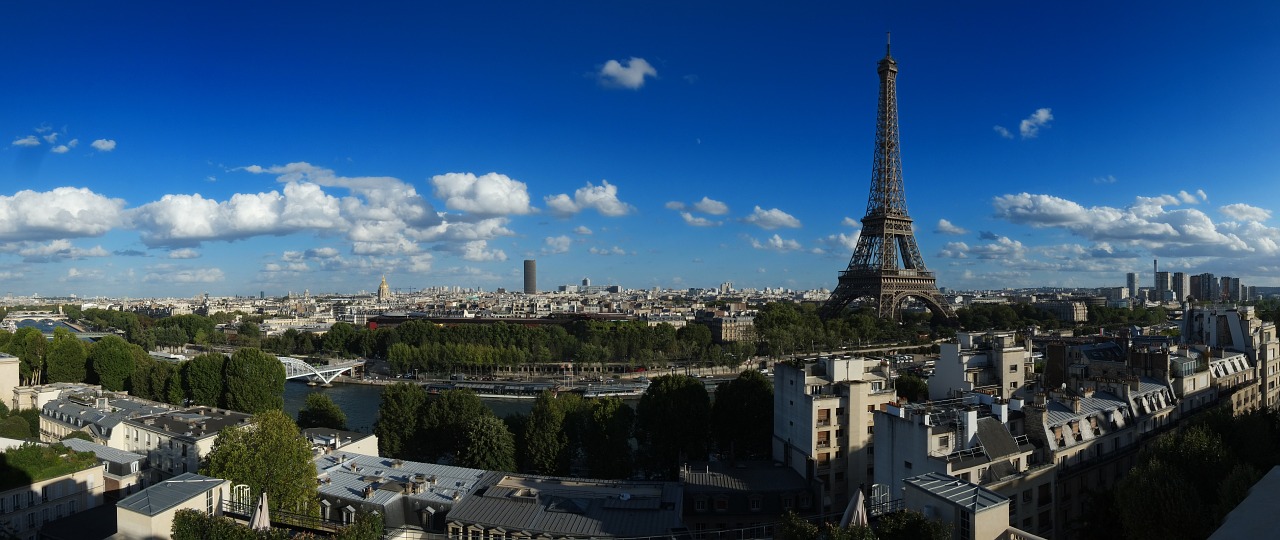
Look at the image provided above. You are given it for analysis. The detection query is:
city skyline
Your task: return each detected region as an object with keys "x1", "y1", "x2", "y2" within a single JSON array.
[{"x1": 3, "y1": 2, "x2": 1280, "y2": 298}]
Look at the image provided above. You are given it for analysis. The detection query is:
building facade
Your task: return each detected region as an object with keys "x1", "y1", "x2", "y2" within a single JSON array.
[{"x1": 773, "y1": 355, "x2": 897, "y2": 513}]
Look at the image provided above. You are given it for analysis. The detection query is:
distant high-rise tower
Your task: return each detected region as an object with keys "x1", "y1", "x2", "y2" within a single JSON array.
[
  {"x1": 1173, "y1": 272, "x2": 1189, "y2": 302},
  {"x1": 822, "y1": 37, "x2": 954, "y2": 320},
  {"x1": 523, "y1": 260, "x2": 537, "y2": 294},
  {"x1": 582, "y1": 277, "x2": 590, "y2": 287},
  {"x1": 1126, "y1": 273, "x2": 1139, "y2": 300},
  {"x1": 377, "y1": 275, "x2": 390, "y2": 302}
]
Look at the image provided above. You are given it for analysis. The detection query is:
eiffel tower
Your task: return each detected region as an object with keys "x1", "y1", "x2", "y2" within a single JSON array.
[{"x1": 822, "y1": 37, "x2": 955, "y2": 320}]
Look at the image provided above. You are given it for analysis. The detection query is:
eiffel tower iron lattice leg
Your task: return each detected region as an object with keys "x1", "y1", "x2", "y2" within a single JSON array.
[{"x1": 821, "y1": 36, "x2": 956, "y2": 321}]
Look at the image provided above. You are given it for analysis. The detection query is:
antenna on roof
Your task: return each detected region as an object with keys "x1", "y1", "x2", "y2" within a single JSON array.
[{"x1": 886, "y1": 31, "x2": 891, "y2": 56}]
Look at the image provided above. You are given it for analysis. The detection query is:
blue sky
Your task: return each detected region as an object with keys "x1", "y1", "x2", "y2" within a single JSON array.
[{"x1": 3, "y1": 2, "x2": 1279, "y2": 298}]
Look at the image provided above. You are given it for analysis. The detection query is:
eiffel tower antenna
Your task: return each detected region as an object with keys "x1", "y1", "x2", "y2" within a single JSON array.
[{"x1": 821, "y1": 41, "x2": 956, "y2": 321}]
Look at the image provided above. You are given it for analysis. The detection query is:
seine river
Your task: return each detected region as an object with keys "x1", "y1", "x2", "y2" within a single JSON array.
[{"x1": 281, "y1": 381, "x2": 540, "y2": 433}]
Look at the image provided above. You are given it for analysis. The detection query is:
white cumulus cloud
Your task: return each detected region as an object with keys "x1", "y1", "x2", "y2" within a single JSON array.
[
  {"x1": 749, "y1": 234, "x2": 802, "y2": 252},
  {"x1": 430, "y1": 172, "x2": 533, "y2": 215},
  {"x1": 544, "y1": 180, "x2": 634, "y2": 217},
  {"x1": 1019, "y1": 108, "x2": 1053, "y2": 139},
  {"x1": 11, "y1": 136, "x2": 40, "y2": 147},
  {"x1": 743, "y1": 206, "x2": 802, "y2": 230},
  {"x1": 680, "y1": 212, "x2": 720, "y2": 227},
  {"x1": 1220, "y1": 203, "x2": 1271, "y2": 223},
  {"x1": 544, "y1": 235, "x2": 571, "y2": 254},
  {"x1": 572, "y1": 225, "x2": 592, "y2": 235},
  {"x1": 0, "y1": 187, "x2": 126, "y2": 241},
  {"x1": 588, "y1": 246, "x2": 627, "y2": 256},
  {"x1": 935, "y1": 219, "x2": 968, "y2": 235},
  {"x1": 599, "y1": 57, "x2": 657, "y2": 89},
  {"x1": 90, "y1": 139, "x2": 117, "y2": 152},
  {"x1": 692, "y1": 197, "x2": 729, "y2": 216},
  {"x1": 168, "y1": 248, "x2": 201, "y2": 259}
]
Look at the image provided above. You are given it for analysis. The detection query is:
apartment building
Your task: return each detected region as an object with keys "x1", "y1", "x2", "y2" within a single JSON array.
[
  {"x1": 773, "y1": 355, "x2": 897, "y2": 512},
  {"x1": 0, "y1": 444, "x2": 105, "y2": 540},
  {"x1": 932, "y1": 332, "x2": 1035, "y2": 401},
  {"x1": 119, "y1": 407, "x2": 254, "y2": 480},
  {"x1": 1182, "y1": 305, "x2": 1280, "y2": 410},
  {"x1": 872, "y1": 394, "x2": 1056, "y2": 536},
  {"x1": 39, "y1": 389, "x2": 172, "y2": 446}
]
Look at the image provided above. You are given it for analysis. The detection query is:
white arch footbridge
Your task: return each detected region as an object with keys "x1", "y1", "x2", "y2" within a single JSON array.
[{"x1": 279, "y1": 357, "x2": 365, "y2": 385}]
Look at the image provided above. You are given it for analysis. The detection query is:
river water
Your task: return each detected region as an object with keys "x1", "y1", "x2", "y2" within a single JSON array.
[{"x1": 282, "y1": 381, "x2": 540, "y2": 433}]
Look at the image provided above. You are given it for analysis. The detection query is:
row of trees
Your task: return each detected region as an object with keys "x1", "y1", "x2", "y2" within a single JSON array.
[{"x1": 372, "y1": 371, "x2": 774, "y2": 480}]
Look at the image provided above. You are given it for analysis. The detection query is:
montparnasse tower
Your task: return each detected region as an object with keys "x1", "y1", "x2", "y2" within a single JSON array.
[{"x1": 377, "y1": 275, "x2": 391, "y2": 302}]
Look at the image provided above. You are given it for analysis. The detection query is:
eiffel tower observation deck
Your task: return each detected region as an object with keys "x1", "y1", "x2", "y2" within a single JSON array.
[{"x1": 822, "y1": 36, "x2": 956, "y2": 321}]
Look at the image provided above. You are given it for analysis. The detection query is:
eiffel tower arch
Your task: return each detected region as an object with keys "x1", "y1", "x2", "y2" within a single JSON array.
[{"x1": 821, "y1": 37, "x2": 956, "y2": 321}]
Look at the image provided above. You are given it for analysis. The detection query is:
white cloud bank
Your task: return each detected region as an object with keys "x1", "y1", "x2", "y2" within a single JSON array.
[{"x1": 545, "y1": 181, "x2": 635, "y2": 217}]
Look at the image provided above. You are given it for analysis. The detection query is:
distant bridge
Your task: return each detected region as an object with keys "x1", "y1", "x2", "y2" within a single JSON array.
[{"x1": 279, "y1": 357, "x2": 365, "y2": 385}]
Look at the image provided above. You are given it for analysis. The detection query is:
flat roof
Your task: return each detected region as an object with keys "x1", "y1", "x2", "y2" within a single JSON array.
[
  {"x1": 447, "y1": 471, "x2": 683, "y2": 538},
  {"x1": 116, "y1": 472, "x2": 227, "y2": 517},
  {"x1": 904, "y1": 472, "x2": 1008, "y2": 513}
]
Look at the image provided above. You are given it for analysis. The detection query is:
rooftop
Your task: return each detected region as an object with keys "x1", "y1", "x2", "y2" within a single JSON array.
[
  {"x1": 116, "y1": 472, "x2": 227, "y2": 517},
  {"x1": 125, "y1": 406, "x2": 253, "y2": 439},
  {"x1": 447, "y1": 471, "x2": 683, "y2": 538},
  {"x1": 680, "y1": 461, "x2": 809, "y2": 493},
  {"x1": 314, "y1": 451, "x2": 486, "y2": 509},
  {"x1": 60, "y1": 438, "x2": 145, "y2": 465},
  {"x1": 904, "y1": 472, "x2": 1008, "y2": 512}
]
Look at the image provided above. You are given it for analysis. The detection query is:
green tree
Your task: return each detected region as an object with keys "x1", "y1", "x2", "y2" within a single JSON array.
[
  {"x1": 711, "y1": 370, "x2": 773, "y2": 458},
  {"x1": 374, "y1": 383, "x2": 427, "y2": 460},
  {"x1": 422, "y1": 389, "x2": 493, "y2": 462},
  {"x1": 778, "y1": 511, "x2": 877, "y2": 540},
  {"x1": 636, "y1": 374, "x2": 710, "y2": 476},
  {"x1": 458, "y1": 415, "x2": 516, "y2": 471},
  {"x1": 0, "y1": 416, "x2": 30, "y2": 439},
  {"x1": 296, "y1": 392, "x2": 347, "y2": 430},
  {"x1": 88, "y1": 336, "x2": 137, "y2": 391},
  {"x1": 223, "y1": 348, "x2": 285, "y2": 414},
  {"x1": 1115, "y1": 459, "x2": 1205, "y2": 540},
  {"x1": 523, "y1": 391, "x2": 569, "y2": 475},
  {"x1": 184, "y1": 353, "x2": 227, "y2": 407},
  {"x1": 45, "y1": 328, "x2": 89, "y2": 383},
  {"x1": 874, "y1": 509, "x2": 953, "y2": 540},
  {"x1": 895, "y1": 373, "x2": 929, "y2": 402},
  {"x1": 584, "y1": 397, "x2": 634, "y2": 479},
  {"x1": 7, "y1": 327, "x2": 48, "y2": 384},
  {"x1": 335, "y1": 510, "x2": 385, "y2": 540},
  {"x1": 200, "y1": 409, "x2": 320, "y2": 517},
  {"x1": 323, "y1": 322, "x2": 356, "y2": 356}
]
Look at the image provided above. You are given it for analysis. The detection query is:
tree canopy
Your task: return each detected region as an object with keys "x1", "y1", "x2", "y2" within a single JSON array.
[
  {"x1": 636, "y1": 374, "x2": 710, "y2": 476},
  {"x1": 458, "y1": 415, "x2": 517, "y2": 471},
  {"x1": 223, "y1": 348, "x2": 285, "y2": 414},
  {"x1": 711, "y1": 370, "x2": 773, "y2": 459},
  {"x1": 296, "y1": 392, "x2": 347, "y2": 430},
  {"x1": 200, "y1": 409, "x2": 319, "y2": 516}
]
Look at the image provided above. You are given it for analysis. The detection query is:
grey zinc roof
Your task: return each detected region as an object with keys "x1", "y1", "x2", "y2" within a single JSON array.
[
  {"x1": 447, "y1": 471, "x2": 683, "y2": 538},
  {"x1": 60, "y1": 438, "x2": 145, "y2": 465},
  {"x1": 681, "y1": 461, "x2": 808, "y2": 493},
  {"x1": 1042, "y1": 390, "x2": 1128, "y2": 427},
  {"x1": 904, "y1": 472, "x2": 1008, "y2": 512},
  {"x1": 116, "y1": 472, "x2": 226, "y2": 517},
  {"x1": 314, "y1": 451, "x2": 486, "y2": 509}
]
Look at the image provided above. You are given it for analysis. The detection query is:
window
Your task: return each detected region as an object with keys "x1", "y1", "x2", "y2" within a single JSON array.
[
  {"x1": 749, "y1": 497, "x2": 762, "y2": 512},
  {"x1": 938, "y1": 435, "x2": 950, "y2": 449},
  {"x1": 206, "y1": 489, "x2": 214, "y2": 515},
  {"x1": 904, "y1": 461, "x2": 913, "y2": 470},
  {"x1": 714, "y1": 498, "x2": 729, "y2": 511},
  {"x1": 1010, "y1": 363, "x2": 1018, "y2": 372},
  {"x1": 695, "y1": 498, "x2": 707, "y2": 512}
]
